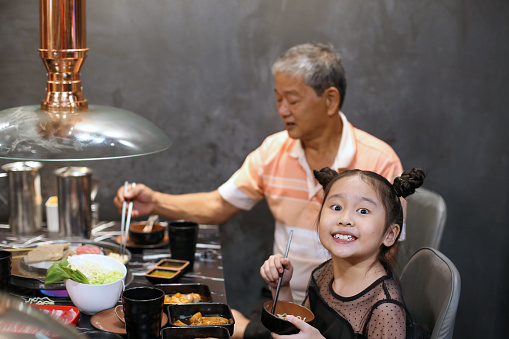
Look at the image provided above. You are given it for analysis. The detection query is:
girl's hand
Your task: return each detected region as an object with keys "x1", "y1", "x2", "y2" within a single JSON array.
[
  {"x1": 260, "y1": 254, "x2": 293, "y2": 289},
  {"x1": 271, "y1": 315, "x2": 324, "y2": 339}
]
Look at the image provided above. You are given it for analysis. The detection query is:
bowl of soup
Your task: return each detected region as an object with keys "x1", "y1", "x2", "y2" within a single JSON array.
[
  {"x1": 129, "y1": 222, "x2": 166, "y2": 245},
  {"x1": 261, "y1": 300, "x2": 314, "y2": 335}
]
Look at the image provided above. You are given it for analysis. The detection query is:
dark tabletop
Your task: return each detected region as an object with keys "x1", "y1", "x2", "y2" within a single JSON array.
[{"x1": 1, "y1": 223, "x2": 227, "y2": 335}]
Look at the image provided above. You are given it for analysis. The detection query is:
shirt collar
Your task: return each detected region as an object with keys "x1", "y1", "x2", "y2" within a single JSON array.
[
  {"x1": 289, "y1": 111, "x2": 356, "y2": 165},
  {"x1": 289, "y1": 111, "x2": 357, "y2": 198}
]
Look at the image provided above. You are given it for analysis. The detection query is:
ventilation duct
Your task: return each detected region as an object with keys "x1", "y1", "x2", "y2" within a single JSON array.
[{"x1": 0, "y1": 0, "x2": 171, "y2": 161}]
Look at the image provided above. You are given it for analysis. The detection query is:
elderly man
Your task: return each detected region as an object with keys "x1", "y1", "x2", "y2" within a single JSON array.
[{"x1": 114, "y1": 42, "x2": 403, "y2": 338}]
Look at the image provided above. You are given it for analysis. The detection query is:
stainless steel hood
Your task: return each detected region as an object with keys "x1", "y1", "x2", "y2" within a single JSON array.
[{"x1": 0, "y1": 0, "x2": 171, "y2": 161}]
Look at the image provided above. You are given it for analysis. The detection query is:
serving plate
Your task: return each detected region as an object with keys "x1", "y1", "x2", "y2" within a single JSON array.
[
  {"x1": 91, "y1": 307, "x2": 168, "y2": 335},
  {"x1": 9, "y1": 239, "x2": 133, "y2": 290}
]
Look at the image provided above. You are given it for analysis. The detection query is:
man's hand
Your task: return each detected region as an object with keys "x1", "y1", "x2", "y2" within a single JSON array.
[{"x1": 113, "y1": 183, "x2": 155, "y2": 218}]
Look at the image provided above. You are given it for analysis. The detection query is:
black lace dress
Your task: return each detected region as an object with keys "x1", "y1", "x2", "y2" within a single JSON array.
[{"x1": 305, "y1": 260, "x2": 416, "y2": 339}]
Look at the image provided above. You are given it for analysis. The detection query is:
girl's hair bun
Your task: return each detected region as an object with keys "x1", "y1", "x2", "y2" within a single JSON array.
[
  {"x1": 314, "y1": 167, "x2": 338, "y2": 189},
  {"x1": 393, "y1": 168, "x2": 426, "y2": 198}
]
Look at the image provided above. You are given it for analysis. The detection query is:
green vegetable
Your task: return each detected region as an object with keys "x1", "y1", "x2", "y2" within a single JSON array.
[
  {"x1": 45, "y1": 260, "x2": 89, "y2": 285},
  {"x1": 89, "y1": 270, "x2": 123, "y2": 285}
]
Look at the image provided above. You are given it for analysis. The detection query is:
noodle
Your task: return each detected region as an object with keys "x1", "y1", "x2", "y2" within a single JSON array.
[{"x1": 276, "y1": 313, "x2": 306, "y2": 322}]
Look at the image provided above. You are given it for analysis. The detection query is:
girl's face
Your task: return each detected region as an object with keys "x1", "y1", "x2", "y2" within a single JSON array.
[{"x1": 318, "y1": 176, "x2": 399, "y2": 265}]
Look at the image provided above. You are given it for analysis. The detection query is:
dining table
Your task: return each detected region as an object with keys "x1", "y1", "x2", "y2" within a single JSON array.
[{"x1": 0, "y1": 221, "x2": 228, "y2": 335}]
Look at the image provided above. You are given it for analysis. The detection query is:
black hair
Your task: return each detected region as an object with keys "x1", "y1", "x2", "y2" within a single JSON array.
[{"x1": 313, "y1": 167, "x2": 426, "y2": 269}]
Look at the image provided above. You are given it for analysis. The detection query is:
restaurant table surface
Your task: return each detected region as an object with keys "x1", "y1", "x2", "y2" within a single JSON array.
[{"x1": 0, "y1": 222, "x2": 227, "y2": 334}]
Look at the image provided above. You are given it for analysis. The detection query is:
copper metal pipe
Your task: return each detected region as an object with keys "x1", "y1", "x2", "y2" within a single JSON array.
[
  {"x1": 39, "y1": 0, "x2": 88, "y2": 112},
  {"x1": 0, "y1": 0, "x2": 171, "y2": 161}
]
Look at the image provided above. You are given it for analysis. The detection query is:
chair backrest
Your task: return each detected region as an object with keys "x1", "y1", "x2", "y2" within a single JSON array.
[
  {"x1": 399, "y1": 247, "x2": 461, "y2": 339},
  {"x1": 395, "y1": 187, "x2": 447, "y2": 276}
]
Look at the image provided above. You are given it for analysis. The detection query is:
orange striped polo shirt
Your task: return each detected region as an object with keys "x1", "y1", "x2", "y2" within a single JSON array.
[{"x1": 218, "y1": 112, "x2": 403, "y2": 303}]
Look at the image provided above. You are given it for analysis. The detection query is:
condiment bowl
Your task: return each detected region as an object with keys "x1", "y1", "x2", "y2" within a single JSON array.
[
  {"x1": 64, "y1": 254, "x2": 127, "y2": 315},
  {"x1": 261, "y1": 300, "x2": 314, "y2": 335},
  {"x1": 129, "y1": 222, "x2": 166, "y2": 245}
]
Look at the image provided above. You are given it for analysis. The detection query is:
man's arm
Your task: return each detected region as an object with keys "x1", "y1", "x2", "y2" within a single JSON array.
[
  {"x1": 114, "y1": 184, "x2": 243, "y2": 225},
  {"x1": 152, "y1": 189, "x2": 243, "y2": 224}
]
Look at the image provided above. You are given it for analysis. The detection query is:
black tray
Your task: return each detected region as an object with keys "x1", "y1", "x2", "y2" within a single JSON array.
[
  {"x1": 154, "y1": 283, "x2": 213, "y2": 303},
  {"x1": 161, "y1": 325, "x2": 231, "y2": 338},
  {"x1": 167, "y1": 302, "x2": 234, "y2": 335}
]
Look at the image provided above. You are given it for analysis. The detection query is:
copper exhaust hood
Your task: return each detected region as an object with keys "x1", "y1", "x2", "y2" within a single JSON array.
[{"x1": 0, "y1": 0, "x2": 171, "y2": 161}]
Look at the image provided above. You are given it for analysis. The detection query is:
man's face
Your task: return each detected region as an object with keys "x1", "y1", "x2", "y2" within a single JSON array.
[{"x1": 274, "y1": 73, "x2": 330, "y2": 142}]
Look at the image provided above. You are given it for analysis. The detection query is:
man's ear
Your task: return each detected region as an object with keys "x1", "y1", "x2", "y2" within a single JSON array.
[
  {"x1": 383, "y1": 224, "x2": 401, "y2": 247},
  {"x1": 324, "y1": 87, "x2": 340, "y2": 115}
]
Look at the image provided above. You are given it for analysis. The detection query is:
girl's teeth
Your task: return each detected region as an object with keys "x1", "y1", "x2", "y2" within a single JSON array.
[{"x1": 334, "y1": 234, "x2": 355, "y2": 241}]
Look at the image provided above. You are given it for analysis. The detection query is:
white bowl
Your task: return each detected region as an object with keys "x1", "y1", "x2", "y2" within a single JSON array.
[{"x1": 65, "y1": 254, "x2": 127, "y2": 315}]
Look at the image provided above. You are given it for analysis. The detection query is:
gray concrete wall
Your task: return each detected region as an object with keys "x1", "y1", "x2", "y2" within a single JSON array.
[{"x1": 1, "y1": 1, "x2": 508, "y2": 337}]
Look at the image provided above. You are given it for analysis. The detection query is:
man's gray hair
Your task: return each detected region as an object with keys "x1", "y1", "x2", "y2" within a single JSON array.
[{"x1": 271, "y1": 42, "x2": 347, "y2": 108}]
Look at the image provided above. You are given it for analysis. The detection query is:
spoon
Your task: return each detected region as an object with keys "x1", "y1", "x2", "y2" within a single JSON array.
[
  {"x1": 271, "y1": 230, "x2": 293, "y2": 314},
  {"x1": 142, "y1": 214, "x2": 159, "y2": 232}
]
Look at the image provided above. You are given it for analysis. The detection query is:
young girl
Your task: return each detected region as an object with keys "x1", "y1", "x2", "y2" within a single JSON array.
[{"x1": 260, "y1": 167, "x2": 426, "y2": 338}]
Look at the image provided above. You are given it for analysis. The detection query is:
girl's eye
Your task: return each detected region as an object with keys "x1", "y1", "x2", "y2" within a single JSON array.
[
  {"x1": 357, "y1": 208, "x2": 369, "y2": 214},
  {"x1": 331, "y1": 204, "x2": 342, "y2": 211}
]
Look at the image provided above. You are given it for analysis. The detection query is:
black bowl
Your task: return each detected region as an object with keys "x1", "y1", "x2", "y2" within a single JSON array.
[
  {"x1": 261, "y1": 300, "x2": 314, "y2": 335},
  {"x1": 129, "y1": 222, "x2": 166, "y2": 245}
]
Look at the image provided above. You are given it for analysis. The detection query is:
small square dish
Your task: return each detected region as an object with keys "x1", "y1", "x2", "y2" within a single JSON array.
[
  {"x1": 154, "y1": 283, "x2": 213, "y2": 304},
  {"x1": 167, "y1": 302, "x2": 235, "y2": 336},
  {"x1": 161, "y1": 325, "x2": 231, "y2": 338},
  {"x1": 145, "y1": 267, "x2": 182, "y2": 284},
  {"x1": 154, "y1": 258, "x2": 190, "y2": 271}
]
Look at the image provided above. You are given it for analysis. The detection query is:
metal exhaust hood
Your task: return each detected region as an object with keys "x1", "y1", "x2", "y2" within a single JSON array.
[{"x1": 0, "y1": 0, "x2": 171, "y2": 161}]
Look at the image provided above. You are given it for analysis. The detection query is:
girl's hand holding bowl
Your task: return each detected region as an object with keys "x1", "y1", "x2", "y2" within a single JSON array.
[{"x1": 271, "y1": 315, "x2": 324, "y2": 339}]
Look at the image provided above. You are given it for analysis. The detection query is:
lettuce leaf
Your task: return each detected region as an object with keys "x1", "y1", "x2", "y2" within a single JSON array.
[{"x1": 45, "y1": 260, "x2": 89, "y2": 285}]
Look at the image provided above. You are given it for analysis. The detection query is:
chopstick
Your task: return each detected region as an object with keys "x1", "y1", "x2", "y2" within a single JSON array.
[
  {"x1": 119, "y1": 181, "x2": 128, "y2": 256},
  {"x1": 271, "y1": 230, "x2": 293, "y2": 314},
  {"x1": 120, "y1": 181, "x2": 136, "y2": 256}
]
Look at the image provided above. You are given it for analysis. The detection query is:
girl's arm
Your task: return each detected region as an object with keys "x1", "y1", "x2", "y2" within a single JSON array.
[{"x1": 260, "y1": 254, "x2": 294, "y2": 302}]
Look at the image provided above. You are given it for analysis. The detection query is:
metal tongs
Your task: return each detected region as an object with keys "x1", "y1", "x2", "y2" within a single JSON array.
[{"x1": 120, "y1": 181, "x2": 136, "y2": 256}]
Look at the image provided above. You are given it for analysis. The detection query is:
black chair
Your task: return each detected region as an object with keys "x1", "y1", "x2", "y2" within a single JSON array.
[
  {"x1": 395, "y1": 187, "x2": 447, "y2": 277},
  {"x1": 399, "y1": 247, "x2": 461, "y2": 339}
]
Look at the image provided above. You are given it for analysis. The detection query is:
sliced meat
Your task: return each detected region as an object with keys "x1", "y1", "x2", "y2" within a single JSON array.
[{"x1": 76, "y1": 245, "x2": 102, "y2": 255}]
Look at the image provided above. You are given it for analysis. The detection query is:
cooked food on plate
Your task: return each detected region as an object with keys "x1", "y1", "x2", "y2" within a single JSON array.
[
  {"x1": 107, "y1": 252, "x2": 129, "y2": 264},
  {"x1": 25, "y1": 243, "x2": 71, "y2": 263},
  {"x1": 172, "y1": 312, "x2": 231, "y2": 326},
  {"x1": 165, "y1": 292, "x2": 202, "y2": 304}
]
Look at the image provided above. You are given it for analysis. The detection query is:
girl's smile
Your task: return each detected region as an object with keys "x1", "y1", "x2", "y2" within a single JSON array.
[{"x1": 318, "y1": 176, "x2": 397, "y2": 265}]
